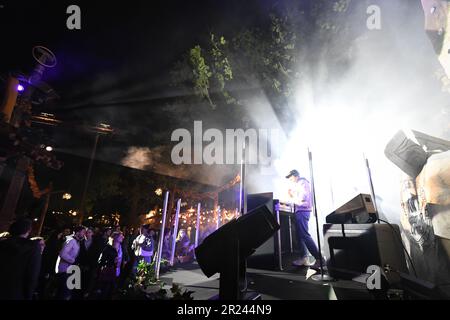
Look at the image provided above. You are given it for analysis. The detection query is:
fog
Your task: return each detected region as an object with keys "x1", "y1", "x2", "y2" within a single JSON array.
[{"x1": 243, "y1": 0, "x2": 450, "y2": 234}]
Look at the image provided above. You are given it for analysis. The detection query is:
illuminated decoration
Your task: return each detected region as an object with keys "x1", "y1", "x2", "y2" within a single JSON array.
[
  {"x1": 17, "y1": 84, "x2": 24, "y2": 92},
  {"x1": 88, "y1": 216, "x2": 93, "y2": 220},
  {"x1": 155, "y1": 188, "x2": 163, "y2": 196},
  {"x1": 62, "y1": 193, "x2": 72, "y2": 200},
  {"x1": 69, "y1": 210, "x2": 77, "y2": 216},
  {"x1": 146, "y1": 210, "x2": 156, "y2": 219},
  {"x1": 45, "y1": 146, "x2": 53, "y2": 152},
  {"x1": 31, "y1": 112, "x2": 62, "y2": 126},
  {"x1": 92, "y1": 122, "x2": 114, "y2": 135}
]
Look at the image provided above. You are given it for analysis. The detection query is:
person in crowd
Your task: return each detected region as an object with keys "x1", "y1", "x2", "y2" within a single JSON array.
[
  {"x1": 120, "y1": 226, "x2": 130, "y2": 268},
  {"x1": 0, "y1": 218, "x2": 42, "y2": 300},
  {"x1": 55, "y1": 225, "x2": 86, "y2": 300},
  {"x1": 132, "y1": 224, "x2": 154, "y2": 267},
  {"x1": 118, "y1": 227, "x2": 132, "y2": 288},
  {"x1": 93, "y1": 227, "x2": 111, "y2": 251},
  {"x1": 90, "y1": 227, "x2": 112, "y2": 271},
  {"x1": 96, "y1": 231, "x2": 124, "y2": 299},
  {"x1": 62, "y1": 227, "x2": 72, "y2": 238},
  {"x1": 31, "y1": 237, "x2": 46, "y2": 254},
  {"x1": 175, "y1": 229, "x2": 194, "y2": 263},
  {"x1": 93, "y1": 227, "x2": 101, "y2": 237},
  {"x1": 37, "y1": 229, "x2": 65, "y2": 299},
  {"x1": 75, "y1": 227, "x2": 97, "y2": 299},
  {"x1": 161, "y1": 228, "x2": 173, "y2": 260}
]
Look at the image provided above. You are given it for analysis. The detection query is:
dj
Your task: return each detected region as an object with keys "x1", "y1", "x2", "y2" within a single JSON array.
[{"x1": 285, "y1": 169, "x2": 323, "y2": 269}]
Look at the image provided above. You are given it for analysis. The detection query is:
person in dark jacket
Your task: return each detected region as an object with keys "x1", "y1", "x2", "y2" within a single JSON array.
[
  {"x1": 37, "y1": 229, "x2": 64, "y2": 299},
  {"x1": 96, "y1": 231, "x2": 124, "y2": 299},
  {"x1": 0, "y1": 218, "x2": 42, "y2": 300},
  {"x1": 74, "y1": 227, "x2": 97, "y2": 299}
]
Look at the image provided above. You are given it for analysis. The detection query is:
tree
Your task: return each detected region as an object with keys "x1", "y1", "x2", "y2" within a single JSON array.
[{"x1": 170, "y1": 0, "x2": 360, "y2": 130}]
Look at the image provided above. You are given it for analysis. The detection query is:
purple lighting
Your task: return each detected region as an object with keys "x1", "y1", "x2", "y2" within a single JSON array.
[{"x1": 17, "y1": 84, "x2": 25, "y2": 92}]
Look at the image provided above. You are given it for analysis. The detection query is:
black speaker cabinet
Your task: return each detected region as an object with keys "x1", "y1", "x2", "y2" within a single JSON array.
[
  {"x1": 323, "y1": 223, "x2": 409, "y2": 280},
  {"x1": 246, "y1": 193, "x2": 277, "y2": 270}
]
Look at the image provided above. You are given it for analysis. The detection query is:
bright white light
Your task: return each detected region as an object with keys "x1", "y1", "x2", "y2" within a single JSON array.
[
  {"x1": 45, "y1": 146, "x2": 53, "y2": 152},
  {"x1": 62, "y1": 193, "x2": 72, "y2": 200}
]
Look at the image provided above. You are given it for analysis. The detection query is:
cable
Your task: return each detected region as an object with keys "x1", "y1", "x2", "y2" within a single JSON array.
[{"x1": 378, "y1": 218, "x2": 418, "y2": 278}]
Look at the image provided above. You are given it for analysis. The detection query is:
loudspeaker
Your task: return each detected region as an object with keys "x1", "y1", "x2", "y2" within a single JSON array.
[
  {"x1": 323, "y1": 223, "x2": 409, "y2": 280},
  {"x1": 195, "y1": 204, "x2": 279, "y2": 270},
  {"x1": 384, "y1": 129, "x2": 450, "y2": 179},
  {"x1": 326, "y1": 194, "x2": 377, "y2": 224},
  {"x1": 246, "y1": 193, "x2": 277, "y2": 269},
  {"x1": 195, "y1": 204, "x2": 279, "y2": 299}
]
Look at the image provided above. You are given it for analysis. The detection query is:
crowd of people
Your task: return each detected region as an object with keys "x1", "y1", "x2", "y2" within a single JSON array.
[{"x1": 0, "y1": 218, "x2": 197, "y2": 300}]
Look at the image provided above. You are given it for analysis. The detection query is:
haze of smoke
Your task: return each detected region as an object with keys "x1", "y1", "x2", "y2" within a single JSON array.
[{"x1": 243, "y1": 0, "x2": 450, "y2": 237}]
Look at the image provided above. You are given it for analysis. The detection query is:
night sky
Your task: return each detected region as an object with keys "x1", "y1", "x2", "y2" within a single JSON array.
[
  {"x1": 0, "y1": 0, "x2": 285, "y2": 185},
  {"x1": 1, "y1": 0, "x2": 446, "y2": 188}
]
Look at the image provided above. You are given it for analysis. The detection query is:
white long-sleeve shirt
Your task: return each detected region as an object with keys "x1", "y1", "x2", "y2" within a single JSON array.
[{"x1": 55, "y1": 236, "x2": 81, "y2": 273}]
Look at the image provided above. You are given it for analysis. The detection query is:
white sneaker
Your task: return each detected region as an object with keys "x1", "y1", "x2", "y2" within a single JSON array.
[{"x1": 292, "y1": 257, "x2": 308, "y2": 267}]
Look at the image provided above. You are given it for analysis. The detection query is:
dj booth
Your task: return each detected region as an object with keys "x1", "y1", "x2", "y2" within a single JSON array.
[
  {"x1": 246, "y1": 192, "x2": 408, "y2": 280},
  {"x1": 246, "y1": 192, "x2": 299, "y2": 270}
]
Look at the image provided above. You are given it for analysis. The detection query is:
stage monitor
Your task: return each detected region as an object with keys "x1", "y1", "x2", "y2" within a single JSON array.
[
  {"x1": 326, "y1": 193, "x2": 378, "y2": 224},
  {"x1": 195, "y1": 203, "x2": 279, "y2": 278},
  {"x1": 323, "y1": 223, "x2": 409, "y2": 281}
]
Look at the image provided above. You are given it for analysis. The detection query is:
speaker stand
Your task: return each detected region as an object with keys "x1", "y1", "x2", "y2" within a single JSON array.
[
  {"x1": 311, "y1": 273, "x2": 334, "y2": 282},
  {"x1": 217, "y1": 230, "x2": 261, "y2": 300},
  {"x1": 308, "y1": 149, "x2": 334, "y2": 283}
]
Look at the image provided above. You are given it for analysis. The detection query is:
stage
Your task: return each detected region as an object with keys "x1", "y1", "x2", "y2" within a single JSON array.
[{"x1": 159, "y1": 254, "x2": 373, "y2": 300}]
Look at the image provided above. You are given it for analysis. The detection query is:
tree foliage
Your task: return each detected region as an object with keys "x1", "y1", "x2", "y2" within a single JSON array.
[{"x1": 171, "y1": 0, "x2": 357, "y2": 111}]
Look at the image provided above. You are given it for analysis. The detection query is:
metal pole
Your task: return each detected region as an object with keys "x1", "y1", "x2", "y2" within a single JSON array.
[
  {"x1": 308, "y1": 148, "x2": 332, "y2": 282},
  {"x1": 155, "y1": 191, "x2": 169, "y2": 280},
  {"x1": 329, "y1": 175, "x2": 335, "y2": 209},
  {"x1": 79, "y1": 133, "x2": 99, "y2": 223},
  {"x1": 239, "y1": 139, "x2": 247, "y2": 215},
  {"x1": 288, "y1": 216, "x2": 293, "y2": 253},
  {"x1": 195, "y1": 203, "x2": 201, "y2": 247},
  {"x1": 169, "y1": 199, "x2": 181, "y2": 266},
  {"x1": 239, "y1": 158, "x2": 244, "y2": 214},
  {"x1": 216, "y1": 206, "x2": 221, "y2": 230},
  {"x1": 364, "y1": 154, "x2": 379, "y2": 222}
]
